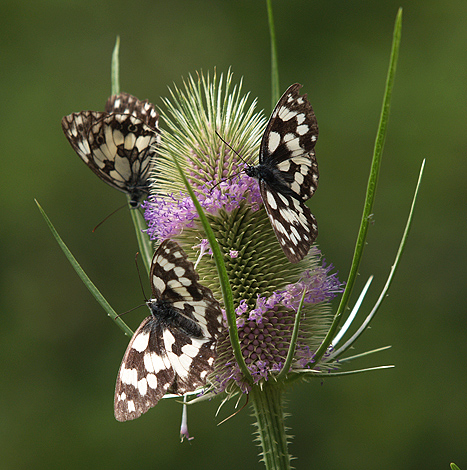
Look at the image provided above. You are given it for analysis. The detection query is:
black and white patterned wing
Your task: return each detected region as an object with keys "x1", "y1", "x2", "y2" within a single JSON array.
[
  {"x1": 114, "y1": 240, "x2": 222, "y2": 422},
  {"x1": 246, "y1": 83, "x2": 319, "y2": 263},
  {"x1": 151, "y1": 239, "x2": 223, "y2": 342},
  {"x1": 61, "y1": 93, "x2": 160, "y2": 207},
  {"x1": 258, "y1": 181, "x2": 318, "y2": 263},
  {"x1": 114, "y1": 316, "x2": 175, "y2": 421},
  {"x1": 260, "y1": 83, "x2": 319, "y2": 201},
  {"x1": 105, "y1": 92, "x2": 158, "y2": 129}
]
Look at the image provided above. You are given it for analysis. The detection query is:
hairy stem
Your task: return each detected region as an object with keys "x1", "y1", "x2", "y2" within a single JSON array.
[{"x1": 250, "y1": 384, "x2": 291, "y2": 470}]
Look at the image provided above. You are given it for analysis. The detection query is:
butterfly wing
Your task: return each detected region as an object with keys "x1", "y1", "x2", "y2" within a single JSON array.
[
  {"x1": 259, "y1": 181, "x2": 318, "y2": 263},
  {"x1": 61, "y1": 110, "x2": 106, "y2": 167},
  {"x1": 114, "y1": 317, "x2": 175, "y2": 421},
  {"x1": 105, "y1": 92, "x2": 159, "y2": 130},
  {"x1": 259, "y1": 83, "x2": 319, "y2": 202},
  {"x1": 61, "y1": 93, "x2": 160, "y2": 207},
  {"x1": 253, "y1": 84, "x2": 319, "y2": 262},
  {"x1": 151, "y1": 239, "x2": 223, "y2": 341}
]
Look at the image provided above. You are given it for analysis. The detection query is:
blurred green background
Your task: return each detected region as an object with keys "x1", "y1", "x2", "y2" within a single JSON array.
[{"x1": 1, "y1": 0, "x2": 466, "y2": 469}]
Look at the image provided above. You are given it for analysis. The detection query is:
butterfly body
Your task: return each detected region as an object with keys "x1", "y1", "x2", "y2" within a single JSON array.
[
  {"x1": 114, "y1": 240, "x2": 222, "y2": 422},
  {"x1": 245, "y1": 83, "x2": 319, "y2": 263},
  {"x1": 146, "y1": 299, "x2": 204, "y2": 338},
  {"x1": 62, "y1": 93, "x2": 160, "y2": 208},
  {"x1": 245, "y1": 162, "x2": 298, "y2": 198}
]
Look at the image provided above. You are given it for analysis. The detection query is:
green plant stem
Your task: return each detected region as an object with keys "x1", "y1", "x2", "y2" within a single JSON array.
[
  {"x1": 276, "y1": 288, "x2": 306, "y2": 381},
  {"x1": 127, "y1": 197, "x2": 153, "y2": 274},
  {"x1": 250, "y1": 384, "x2": 290, "y2": 470}
]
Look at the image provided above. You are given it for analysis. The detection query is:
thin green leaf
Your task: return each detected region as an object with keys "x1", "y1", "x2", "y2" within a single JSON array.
[
  {"x1": 276, "y1": 288, "x2": 306, "y2": 381},
  {"x1": 294, "y1": 365, "x2": 394, "y2": 378},
  {"x1": 111, "y1": 36, "x2": 120, "y2": 96},
  {"x1": 331, "y1": 275, "x2": 373, "y2": 348},
  {"x1": 171, "y1": 157, "x2": 252, "y2": 384},
  {"x1": 334, "y1": 345, "x2": 392, "y2": 363},
  {"x1": 266, "y1": 0, "x2": 280, "y2": 106},
  {"x1": 313, "y1": 8, "x2": 403, "y2": 364},
  {"x1": 36, "y1": 199, "x2": 133, "y2": 337}
]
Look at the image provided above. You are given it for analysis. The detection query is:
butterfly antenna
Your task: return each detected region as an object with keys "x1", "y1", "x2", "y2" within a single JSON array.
[
  {"x1": 215, "y1": 131, "x2": 249, "y2": 165},
  {"x1": 114, "y1": 252, "x2": 148, "y2": 320},
  {"x1": 134, "y1": 252, "x2": 149, "y2": 302},
  {"x1": 210, "y1": 131, "x2": 249, "y2": 193},
  {"x1": 209, "y1": 168, "x2": 245, "y2": 193},
  {"x1": 114, "y1": 303, "x2": 146, "y2": 319},
  {"x1": 92, "y1": 203, "x2": 127, "y2": 232}
]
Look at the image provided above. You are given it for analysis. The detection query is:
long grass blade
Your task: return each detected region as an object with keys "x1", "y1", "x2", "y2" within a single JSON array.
[{"x1": 36, "y1": 199, "x2": 133, "y2": 337}]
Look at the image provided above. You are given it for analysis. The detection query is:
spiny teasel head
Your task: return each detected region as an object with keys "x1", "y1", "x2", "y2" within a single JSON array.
[
  {"x1": 215, "y1": 249, "x2": 344, "y2": 393},
  {"x1": 143, "y1": 70, "x2": 343, "y2": 395}
]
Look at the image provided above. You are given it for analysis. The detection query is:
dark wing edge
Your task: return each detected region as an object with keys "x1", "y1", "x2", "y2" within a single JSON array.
[
  {"x1": 105, "y1": 92, "x2": 160, "y2": 131},
  {"x1": 61, "y1": 111, "x2": 106, "y2": 164},
  {"x1": 61, "y1": 111, "x2": 128, "y2": 191},
  {"x1": 61, "y1": 109, "x2": 159, "y2": 203}
]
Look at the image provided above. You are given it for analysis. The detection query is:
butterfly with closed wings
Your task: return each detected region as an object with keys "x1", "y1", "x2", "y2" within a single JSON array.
[
  {"x1": 244, "y1": 83, "x2": 319, "y2": 263},
  {"x1": 114, "y1": 239, "x2": 223, "y2": 421},
  {"x1": 61, "y1": 93, "x2": 160, "y2": 208}
]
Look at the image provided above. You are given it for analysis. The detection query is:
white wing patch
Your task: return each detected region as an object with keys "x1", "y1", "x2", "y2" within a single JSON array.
[
  {"x1": 132, "y1": 331, "x2": 150, "y2": 353},
  {"x1": 152, "y1": 275, "x2": 166, "y2": 294},
  {"x1": 268, "y1": 131, "x2": 281, "y2": 154}
]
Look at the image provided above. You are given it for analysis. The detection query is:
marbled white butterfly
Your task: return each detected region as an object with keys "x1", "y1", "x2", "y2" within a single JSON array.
[
  {"x1": 114, "y1": 239, "x2": 223, "y2": 422},
  {"x1": 61, "y1": 93, "x2": 160, "y2": 208},
  {"x1": 245, "y1": 83, "x2": 319, "y2": 263}
]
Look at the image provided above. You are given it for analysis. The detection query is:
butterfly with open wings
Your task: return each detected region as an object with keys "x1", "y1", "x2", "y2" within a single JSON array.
[
  {"x1": 61, "y1": 93, "x2": 160, "y2": 208},
  {"x1": 244, "y1": 83, "x2": 319, "y2": 263},
  {"x1": 114, "y1": 239, "x2": 223, "y2": 421}
]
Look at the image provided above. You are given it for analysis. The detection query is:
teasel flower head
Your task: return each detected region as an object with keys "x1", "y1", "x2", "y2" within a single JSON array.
[{"x1": 143, "y1": 70, "x2": 344, "y2": 397}]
